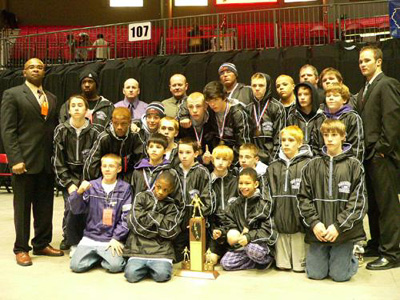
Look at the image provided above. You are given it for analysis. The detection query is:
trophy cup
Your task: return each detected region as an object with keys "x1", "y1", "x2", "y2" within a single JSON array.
[{"x1": 175, "y1": 194, "x2": 219, "y2": 279}]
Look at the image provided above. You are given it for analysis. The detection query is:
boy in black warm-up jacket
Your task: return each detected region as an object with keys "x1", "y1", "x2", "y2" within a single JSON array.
[
  {"x1": 267, "y1": 126, "x2": 312, "y2": 272},
  {"x1": 53, "y1": 95, "x2": 100, "y2": 250},
  {"x1": 297, "y1": 119, "x2": 367, "y2": 282},
  {"x1": 217, "y1": 168, "x2": 277, "y2": 271},
  {"x1": 124, "y1": 172, "x2": 182, "y2": 283}
]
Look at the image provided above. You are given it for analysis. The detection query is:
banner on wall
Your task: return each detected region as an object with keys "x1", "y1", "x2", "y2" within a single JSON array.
[{"x1": 389, "y1": 0, "x2": 400, "y2": 38}]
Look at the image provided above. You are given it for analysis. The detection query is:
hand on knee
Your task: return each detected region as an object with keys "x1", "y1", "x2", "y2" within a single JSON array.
[{"x1": 227, "y1": 229, "x2": 241, "y2": 246}]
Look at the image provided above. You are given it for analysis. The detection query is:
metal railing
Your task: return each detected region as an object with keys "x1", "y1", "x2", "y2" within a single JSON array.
[{"x1": 0, "y1": 0, "x2": 390, "y2": 68}]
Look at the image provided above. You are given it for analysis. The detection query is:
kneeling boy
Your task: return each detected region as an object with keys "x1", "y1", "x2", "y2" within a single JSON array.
[
  {"x1": 69, "y1": 154, "x2": 132, "y2": 273},
  {"x1": 297, "y1": 119, "x2": 367, "y2": 282},
  {"x1": 124, "y1": 172, "x2": 181, "y2": 282}
]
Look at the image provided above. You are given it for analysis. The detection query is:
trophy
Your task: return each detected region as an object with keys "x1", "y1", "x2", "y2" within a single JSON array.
[{"x1": 175, "y1": 194, "x2": 219, "y2": 279}]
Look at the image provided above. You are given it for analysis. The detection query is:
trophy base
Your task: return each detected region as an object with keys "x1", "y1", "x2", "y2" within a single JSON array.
[{"x1": 175, "y1": 269, "x2": 219, "y2": 280}]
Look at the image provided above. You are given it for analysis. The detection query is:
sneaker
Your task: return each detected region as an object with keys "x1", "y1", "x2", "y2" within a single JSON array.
[
  {"x1": 60, "y1": 239, "x2": 70, "y2": 251},
  {"x1": 353, "y1": 244, "x2": 365, "y2": 267},
  {"x1": 69, "y1": 245, "x2": 77, "y2": 258},
  {"x1": 255, "y1": 256, "x2": 274, "y2": 270}
]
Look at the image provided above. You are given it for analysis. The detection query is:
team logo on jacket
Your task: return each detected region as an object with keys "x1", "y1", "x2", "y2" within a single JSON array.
[
  {"x1": 338, "y1": 181, "x2": 351, "y2": 194},
  {"x1": 96, "y1": 111, "x2": 107, "y2": 120},
  {"x1": 262, "y1": 121, "x2": 273, "y2": 132},
  {"x1": 291, "y1": 178, "x2": 301, "y2": 190}
]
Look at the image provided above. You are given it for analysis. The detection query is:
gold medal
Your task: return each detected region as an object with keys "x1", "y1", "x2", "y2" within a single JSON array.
[
  {"x1": 255, "y1": 128, "x2": 261, "y2": 137},
  {"x1": 219, "y1": 140, "x2": 225, "y2": 145}
]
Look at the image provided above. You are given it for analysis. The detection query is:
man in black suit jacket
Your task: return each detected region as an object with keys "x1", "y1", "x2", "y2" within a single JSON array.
[
  {"x1": 356, "y1": 46, "x2": 400, "y2": 270},
  {"x1": 1, "y1": 58, "x2": 64, "y2": 266}
]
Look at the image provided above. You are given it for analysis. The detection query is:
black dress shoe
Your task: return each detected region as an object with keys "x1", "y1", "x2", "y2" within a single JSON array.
[
  {"x1": 363, "y1": 247, "x2": 379, "y2": 258},
  {"x1": 366, "y1": 257, "x2": 400, "y2": 270},
  {"x1": 60, "y1": 240, "x2": 70, "y2": 251}
]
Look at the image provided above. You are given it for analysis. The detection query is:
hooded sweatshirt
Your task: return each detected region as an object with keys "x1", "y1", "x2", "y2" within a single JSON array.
[
  {"x1": 246, "y1": 73, "x2": 286, "y2": 164},
  {"x1": 322, "y1": 104, "x2": 365, "y2": 161},
  {"x1": 287, "y1": 82, "x2": 325, "y2": 154}
]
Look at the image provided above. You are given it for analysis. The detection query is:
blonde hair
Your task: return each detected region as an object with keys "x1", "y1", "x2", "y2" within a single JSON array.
[
  {"x1": 239, "y1": 143, "x2": 259, "y2": 157},
  {"x1": 160, "y1": 116, "x2": 179, "y2": 132},
  {"x1": 320, "y1": 119, "x2": 346, "y2": 137},
  {"x1": 101, "y1": 153, "x2": 122, "y2": 166},
  {"x1": 212, "y1": 145, "x2": 234, "y2": 162},
  {"x1": 280, "y1": 126, "x2": 304, "y2": 145},
  {"x1": 187, "y1": 92, "x2": 205, "y2": 105},
  {"x1": 325, "y1": 83, "x2": 350, "y2": 103}
]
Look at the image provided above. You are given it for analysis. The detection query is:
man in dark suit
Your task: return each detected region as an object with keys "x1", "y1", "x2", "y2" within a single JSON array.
[
  {"x1": 356, "y1": 45, "x2": 400, "y2": 270},
  {"x1": 1, "y1": 58, "x2": 64, "y2": 266}
]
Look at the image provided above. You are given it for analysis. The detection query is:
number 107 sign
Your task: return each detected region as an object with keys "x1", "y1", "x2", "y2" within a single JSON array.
[{"x1": 128, "y1": 22, "x2": 151, "y2": 42}]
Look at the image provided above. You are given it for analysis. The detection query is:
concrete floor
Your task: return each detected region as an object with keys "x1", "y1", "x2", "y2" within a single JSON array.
[{"x1": 0, "y1": 191, "x2": 399, "y2": 300}]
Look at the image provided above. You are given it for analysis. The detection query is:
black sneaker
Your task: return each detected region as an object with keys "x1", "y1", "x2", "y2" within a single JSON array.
[
  {"x1": 60, "y1": 240, "x2": 70, "y2": 251},
  {"x1": 255, "y1": 256, "x2": 274, "y2": 270}
]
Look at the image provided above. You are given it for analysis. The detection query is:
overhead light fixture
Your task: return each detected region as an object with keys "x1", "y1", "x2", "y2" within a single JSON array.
[
  {"x1": 110, "y1": 0, "x2": 143, "y2": 7},
  {"x1": 175, "y1": 0, "x2": 208, "y2": 6}
]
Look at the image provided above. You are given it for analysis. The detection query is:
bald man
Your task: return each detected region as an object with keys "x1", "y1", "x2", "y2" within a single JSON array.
[
  {"x1": 1, "y1": 58, "x2": 64, "y2": 266},
  {"x1": 275, "y1": 74, "x2": 296, "y2": 118},
  {"x1": 162, "y1": 74, "x2": 188, "y2": 118},
  {"x1": 115, "y1": 78, "x2": 148, "y2": 120}
]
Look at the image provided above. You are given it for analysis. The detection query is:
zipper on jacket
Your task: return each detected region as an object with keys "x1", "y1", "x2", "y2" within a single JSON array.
[
  {"x1": 244, "y1": 198, "x2": 248, "y2": 219},
  {"x1": 329, "y1": 157, "x2": 333, "y2": 197},
  {"x1": 76, "y1": 133, "x2": 80, "y2": 161},
  {"x1": 183, "y1": 172, "x2": 187, "y2": 204},
  {"x1": 221, "y1": 178, "x2": 225, "y2": 210},
  {"x1": 284, "y1": 161, "x2": 290, "y2": 192}
]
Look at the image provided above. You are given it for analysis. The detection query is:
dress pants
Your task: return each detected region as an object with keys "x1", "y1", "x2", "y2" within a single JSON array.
[
  {"x1": 12, "y1": 172, "x2": 54, "y2": 253},
  {"x1": 365, "y1": 156, "x2": 400, "y2": 262}
]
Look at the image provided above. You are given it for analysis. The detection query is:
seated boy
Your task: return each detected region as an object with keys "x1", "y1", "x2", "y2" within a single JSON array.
[
  {"x1": 287, "y1": 82, "x2": 325, "y2": 155},
  {"x1": 209, "y1": 145, "x2": 238, "y2": 264},
  {"x1": 217, "y1": 168, "x2": 278, "y2": 271},
  {"x1": 321, "y1": 83, "x2": 364, "y2": 161},
  {"x1": 124, "y1": 172, "x2": 182, "y2": 283},
  {"x1": 297, "y1": 119, "x2": 367, "y2": 282},
  {"x1": 173, "y1": 137, "x2": 214, "y2": 262},
  {"x1": 69, "y1": 154, "x2": 132, "y2": 273},
  {"x1": 53, "y1": 95, "x2": 100, "y2": 250},
  {"x1": 266, "y1": 126, "x2": 312, "y2": 272},
  {"x1": 130, "y1": 133, "x2": 181, "y2": 201}
]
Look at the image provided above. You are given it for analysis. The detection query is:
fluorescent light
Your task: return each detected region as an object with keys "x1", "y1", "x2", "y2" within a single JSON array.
[
  {"x1": 110, "y1": 0, "x2": 143, "y2": 7},
  {"x1": 284, "y1": 0, "x2": 316, "y2": 3},
  {"x1": 175, "y1": 0, "x2": 208, "y2": 6}
]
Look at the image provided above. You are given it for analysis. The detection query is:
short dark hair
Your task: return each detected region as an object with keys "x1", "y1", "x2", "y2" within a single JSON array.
[
  {"x1": 97, "y1": 33, "x2": 104, "y2": 39},
  {"x1": 156, "y1": 171, "x2": 176, "y2": 190},
  {"x1": 239, "y1": 167, "x2": 258, "y2": 182},
  {"x1": 147, "y1": 133, "x2": 168, "y2": 149},
  {"x1": 178, "y1": 137, "x2": 200, "y2": 152},
  {"x1": 203, "y1": 81, "x2": 226, "y2": 101}
]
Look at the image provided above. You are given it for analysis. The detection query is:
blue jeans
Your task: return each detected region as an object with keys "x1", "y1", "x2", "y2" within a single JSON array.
[
  {"x1": 306, "y1": 242, "x2": 358, "y2": 282},
  {"x1": 70, "y1": 244, "x2": 126, "y2": 273},
  {"x1": 124, "y1": 258, "x2": 172, "y2": 283}
]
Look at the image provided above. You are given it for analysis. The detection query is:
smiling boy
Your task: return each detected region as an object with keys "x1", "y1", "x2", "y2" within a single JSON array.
[{"x1": 217, "y1": 168, "x2": 277, "y2": 271}]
